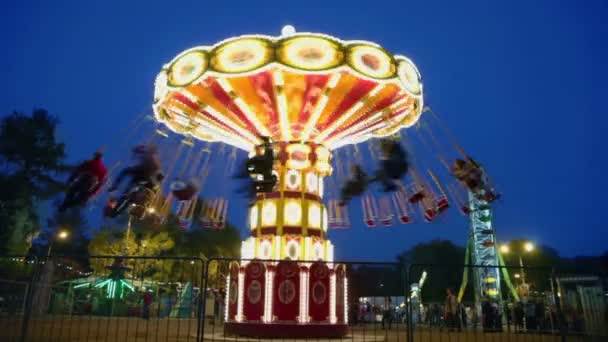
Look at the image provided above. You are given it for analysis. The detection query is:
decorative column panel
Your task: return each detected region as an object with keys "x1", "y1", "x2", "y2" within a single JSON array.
[
  {"x1": 225, "y1": 273, "x2": 231, "y2": 321},
  {"x1": 236, "y1": 270, "x2": 245, "y2": 322},
  {"x1": 344, "y1": 277, "x2": 349, "y2": 323},
  {"x1": 329, "y1": 270, "x2": 337, "y2": 323},
  {"x1": 263, "y1": 266, "x2": 275, "y2": 322},
  {"x1": 298, "y1": 266, "x2": 310, "y2": 323}
]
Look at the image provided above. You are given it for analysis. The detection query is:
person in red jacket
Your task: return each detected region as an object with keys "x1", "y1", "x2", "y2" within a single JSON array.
[{"x1": 59, "y1": 151, "x2": 108, "y2": 212}]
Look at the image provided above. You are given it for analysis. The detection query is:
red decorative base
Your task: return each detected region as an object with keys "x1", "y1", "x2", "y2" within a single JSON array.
[{"x1": 225, "y1": 322, "x2": 348, "y2": 338}]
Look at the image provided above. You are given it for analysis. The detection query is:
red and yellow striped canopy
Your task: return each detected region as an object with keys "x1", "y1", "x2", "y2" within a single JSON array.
[{"x1": 153, "y1": 32, "x2": 423, "y2": 151}]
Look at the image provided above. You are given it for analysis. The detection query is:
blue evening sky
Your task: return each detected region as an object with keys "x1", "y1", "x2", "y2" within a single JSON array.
[{"x1": 1, "y1": 0, "x2": 606, "y2": 261}]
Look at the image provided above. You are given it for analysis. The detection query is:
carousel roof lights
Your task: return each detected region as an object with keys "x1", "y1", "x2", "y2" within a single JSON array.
[
  {"x1": 281, "y1": 25, "x2": 297, "y2": 36},
  {"x1": 193, "y1": 104, "x2": 259, "y2": 145},
  {"x1": 299, "y1": 81, "x2": 336, "y2": 140},
  {"x1": 215, "y1": 78, "x2": 271, "y2": 138},
  {"x1": 154, "y1": 30, "x2": 423, "y2": 151},
  {"x1": 323, "y1": 97, "x2": 410, "y2": 146},
  {"x1": 273, "y1": 70, "x2": 292, "y2": 141}
]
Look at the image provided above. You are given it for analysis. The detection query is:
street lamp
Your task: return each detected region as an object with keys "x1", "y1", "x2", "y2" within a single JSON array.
[
  {"x1": 501, "y1": 240, "x2": 535, "y2": 287},
  {"x1": 48, "y1": 229, "x2": 70, "y2": 256},
  {"x1": 58, "y1": 230, "x2": 69, "y2": 240}
]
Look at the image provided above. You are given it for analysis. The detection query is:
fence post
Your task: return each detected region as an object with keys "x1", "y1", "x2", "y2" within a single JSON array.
[
  {"x1": 197, "y1": 258, "x2": 211, "y2": 342},
  {"x1": 406, "y1": 264, "x2": 413, "y2": 342},
  {"x1": 20, "y1": 256, "x2": 41, "y2": 342},
  {"x1": 551, "y1": 269, "x2": 567, "y2": 342}
]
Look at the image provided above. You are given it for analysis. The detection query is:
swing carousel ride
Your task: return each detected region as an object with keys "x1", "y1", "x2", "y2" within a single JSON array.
[{"x1": 127, "y1": 27, "x2": 501, "y2": 337}]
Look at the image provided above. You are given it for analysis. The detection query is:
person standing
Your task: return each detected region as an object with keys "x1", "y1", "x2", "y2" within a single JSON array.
[
  {"x1": 143, "y1": 291, "x2": 152, "y2": 320},
  {"x1": 382, "y1": 297, "x2": 393, "y2": 330},
  {"x1": 460, "y1": 304, "x2": 467, "y2": 329},
  {"x1": 444, "y1": 288, "x2": 459, "y2": 331}
]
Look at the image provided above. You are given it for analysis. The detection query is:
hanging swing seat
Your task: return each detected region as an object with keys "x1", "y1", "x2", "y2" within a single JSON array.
[
  {"x1": 199, "y1": 198, "x2": 228, "y2": 230},
  {"x1": 435, "y1": 196, "x2": 449, "y2": 213},
  {"x1": 399, "y1": 215, "x2": 411, "y2": 224},
  {"x1": 214, "y1": 217, "x2": 226, "y2": 230},
  {"x1": 361, "y1": 195, "x2": 379, "y2": 227},
  {"x1": 377, "y1": 196, "x2": 394, "y2": 226},
  {"x1": 423, "y1": 208, "x2": 436, "y2": 222},
  {"x1": 328, "y1": 200, "x2": 350, "y2": 229},
  {"x1": 171, "y1": 181, "x2": 198, "y2": 201},
  {"x1": 178, "y1": 217, "x2": 192, "y2": 229},
  {"x1": 391, "y1": 190, "x2": 411, "y2": 224},
  {"x1": 407, "y1": 184, "x2": 425, "y2": 203}
]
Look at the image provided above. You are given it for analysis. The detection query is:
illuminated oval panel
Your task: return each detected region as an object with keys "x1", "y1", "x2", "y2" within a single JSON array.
[
  {"x1": 308, "y1": 203, "x2": 321, "y2": 228},
  {"x1": 346, "y1": 44, "x2": 395, "y2": 79},
  {"x1": 313, "y1": 242, "x2": 324, "y2": 261},
  {"x1": 211, "y1": 38, "x2": 273, "y2": 73},
  {"x1": 277, "y1": 36, "x2": 343, "y2": 71},
  {"x1": 249, "y1": 206, "x2": 259, "y2": 230},
  {"x1": 284, "y1": 200, "x2": 302, "y2": 226},
  {"x1": 259, "y1": 240, "x2": 272, "y2": 259},
  {"x1": 286, "y1": 240, "x2": 300, "y2": 260},
  {"x1": 286, "y1": 169, "x2": 301, "y2": 190},
  {"x1": 286, "y1": 143, "x2": 311, "y2": 169},
  {"x1": 396, "y1": 56, "x2": 422, "y2": 96},
  {"x1": 318, "y1": 178, "x2": 324, "y2": 198},
  {"x1": 261, "y1": 201, "x2": 277, "y2": 226},
  {"x1": 322, "y1": 207, "x2": 328, "y2": 232},
  {"x1": 306, "y1": 172, "x2": 318, "y2": 193},
  {"x1": 168, "y1": 51, "x2": 208, "y2": 87}
]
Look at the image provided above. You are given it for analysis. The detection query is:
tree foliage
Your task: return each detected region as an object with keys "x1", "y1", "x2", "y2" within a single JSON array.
[
  {"x1": 88, "y1": 225, "x2": 176, "y2": 281},
  {"x1": 0, "y1": 109, "x2": 67, "y2": 253},
  {"x1": 397, "y1": 239, "x2": 466, "y2": 302},
  {"x1": 0, "y1": 109, "x2": 67, "y2": 197},
  {"x1": 87, "y1": 211, "x2": 241, "y2": 283}
]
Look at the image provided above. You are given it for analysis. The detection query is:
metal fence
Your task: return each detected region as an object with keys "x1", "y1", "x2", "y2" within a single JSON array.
[
  {"x1": 406, "y1": 263, "x2": 606, "y2": 342},
  {"x1": 0, "y1": 255, "x2": 606, "y2": 341},
  {"x1": 0, "y1": 255, "x2": 204, "y2": 342}
]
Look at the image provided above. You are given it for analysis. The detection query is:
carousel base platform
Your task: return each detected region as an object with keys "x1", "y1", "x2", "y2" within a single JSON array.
[{"x1": 224, "y1": 322, "x2": 348, "y2": 338}]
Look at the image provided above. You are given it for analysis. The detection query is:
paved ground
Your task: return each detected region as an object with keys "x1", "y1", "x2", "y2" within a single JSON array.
[{"x1": 0, "y1": 316, "x2": 596, "y2": 342}]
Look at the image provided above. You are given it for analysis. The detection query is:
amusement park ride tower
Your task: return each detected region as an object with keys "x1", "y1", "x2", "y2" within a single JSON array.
[{"x1": 152, "y1": 27, "x2": 423, "y2": 336}]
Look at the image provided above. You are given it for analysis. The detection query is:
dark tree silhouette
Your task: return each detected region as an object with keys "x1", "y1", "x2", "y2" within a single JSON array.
[
  {"x1": 397, "y1": 239, "x2": 466, "y2": 302},
  {"x1": 0, "y1": 109, "x2": 68, "y2": 253}
]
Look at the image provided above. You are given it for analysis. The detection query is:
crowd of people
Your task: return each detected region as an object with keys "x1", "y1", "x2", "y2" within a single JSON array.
[
  {"x1": 422, "y1": 296, "x2": 585, "y2": 334},
  {"x1": 347, "y1": 289, "x2": 584, "y2": 335}
]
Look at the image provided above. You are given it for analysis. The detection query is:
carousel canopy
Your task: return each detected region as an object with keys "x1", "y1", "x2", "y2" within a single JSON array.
[{"x1": 153, "y1": 30, "x2": 424, "y2": 151}]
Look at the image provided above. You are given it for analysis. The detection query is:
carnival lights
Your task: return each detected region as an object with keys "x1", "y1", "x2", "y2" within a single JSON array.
[{"x1": 153, "y1": 26, "x2": 424, "y2": 338}]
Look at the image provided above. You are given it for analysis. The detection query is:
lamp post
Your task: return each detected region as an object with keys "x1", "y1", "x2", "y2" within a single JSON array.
[
  {"x1": 500, "y1": 241, "x2": 535, "y2": 285},
  {"x1": 48, "y1": 229, "x2": 70, "y2": 256}
]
